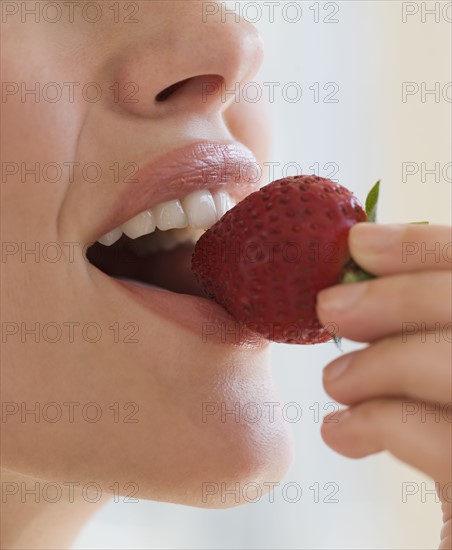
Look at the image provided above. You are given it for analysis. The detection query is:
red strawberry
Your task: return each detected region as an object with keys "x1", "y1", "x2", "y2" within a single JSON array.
[{"x1": 192, "y1": 175, "x2": 374, "y2": 344}]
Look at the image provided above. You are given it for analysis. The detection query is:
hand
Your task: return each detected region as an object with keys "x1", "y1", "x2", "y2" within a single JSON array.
[{"x1": 316, "y1": 223, "x2": 452, "y2": 549}]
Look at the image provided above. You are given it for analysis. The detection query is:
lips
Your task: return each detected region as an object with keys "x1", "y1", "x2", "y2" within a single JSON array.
[
  {"x1": 84, "y1": 141, "x2": 267, "y2": 348},
  {"x1": 89, "y1": 141, "x2": 261, "y2": 244}
]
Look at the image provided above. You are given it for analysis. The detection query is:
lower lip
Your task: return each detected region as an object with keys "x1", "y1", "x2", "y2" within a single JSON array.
[{"x1": 91, "y1": 266, "x2": 268, "y2": 350}]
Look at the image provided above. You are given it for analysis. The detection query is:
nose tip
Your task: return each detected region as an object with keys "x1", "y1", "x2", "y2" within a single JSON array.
[
  {"x1": 202, "y1": 12, "x2": 265, "y2": 92},
  {"x1": 114, "y1": 2, "x2": 264, "y2": 118}
]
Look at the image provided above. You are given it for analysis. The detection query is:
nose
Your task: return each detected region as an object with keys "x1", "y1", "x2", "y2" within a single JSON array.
[{"x1": 113, "y1": 1, "x2": 264, "y2": 118}]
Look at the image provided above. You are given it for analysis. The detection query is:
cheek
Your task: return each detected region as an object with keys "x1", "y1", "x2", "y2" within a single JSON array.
[
  {"x1": 1, "y1": 22, "x2": 93, "y2": 246},
  {"x1": 1, "y1": 71, "x2": 85, "y2": 247},
  {"x1": 2, "y1": 23, "x2": 85, "y2": 164},
  {"x1": 1, "y1": 86, "x2": 86, "y2": 366},
  {"x1": 1, "y1": 28, "x2": 91, "y2": 335}
]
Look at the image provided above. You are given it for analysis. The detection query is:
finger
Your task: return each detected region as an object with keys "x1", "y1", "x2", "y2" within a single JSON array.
[
  {"x1": 317, "y1": 271, "x2": 452, "y2": 342},
  {"x1": 322, "y1": 336, "x2": 452, "y2": 405},
  {"x1": 349, "y1": 223, "x2": 452, "y2": 276},
  {"x1": 440, "y1": 498, "x2": 452, "y2": 550},
  {"x1": 440, "y1": 522, "x2": 452, "y2": 550},
  {"x1": 321, "y1": 398, "x2": 452, "y2": 485}
]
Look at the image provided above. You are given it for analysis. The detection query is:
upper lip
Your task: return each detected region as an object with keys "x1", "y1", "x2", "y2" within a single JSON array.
[{"x1": 93, "y1": 141, "x2": 260, "y2": 242}]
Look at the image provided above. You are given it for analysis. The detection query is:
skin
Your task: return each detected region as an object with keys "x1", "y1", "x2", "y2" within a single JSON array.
[
  {"x1": 1, "y1": 1, "x2": 292, "y2": 548},
  {"x1": 1, "y1": 1, "x2": 450, "y2": 549},
  {"x1": 318, "y1": 223, "x2": 452, "y2": 550}
]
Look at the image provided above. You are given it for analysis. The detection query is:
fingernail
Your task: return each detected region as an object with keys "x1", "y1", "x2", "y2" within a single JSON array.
[
  {"x1": 351, "y1": 223, "x2": 405, "y2": 251},
  {"x1": 323, "y1": 356, "x2": 351, "y2": 382},
  {"x1": 318, "y1": 282, "x2": 368, "y2": 314}
]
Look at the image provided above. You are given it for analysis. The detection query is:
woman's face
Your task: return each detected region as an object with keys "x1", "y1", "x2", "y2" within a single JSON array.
[{"x1": 1, "y1": 0, "x2": 292, "y2": 506}]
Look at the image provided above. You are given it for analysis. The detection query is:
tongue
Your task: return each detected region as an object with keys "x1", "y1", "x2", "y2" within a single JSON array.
[{"x1": 87, "y1": 241, "x2": 205, "y2": 296}]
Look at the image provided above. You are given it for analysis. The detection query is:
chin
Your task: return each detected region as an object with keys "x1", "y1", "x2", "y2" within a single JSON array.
[
  {"x1": 124, "y1": 372, "x2": 295, "y2": 509},
  {"x1": 137, "y1": 435, "x2": 295, "y2": 509},
  {"x1": 184, "y1": 426, "x2": 295, "y2": 509}
]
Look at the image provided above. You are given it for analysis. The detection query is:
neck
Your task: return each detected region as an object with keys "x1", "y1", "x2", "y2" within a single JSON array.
[{"x1": 1, "y1": 468, "x2": 108, "y2": 549}]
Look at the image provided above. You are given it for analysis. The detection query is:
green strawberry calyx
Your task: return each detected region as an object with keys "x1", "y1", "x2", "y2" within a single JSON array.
[
  {"x1": 340, "y1": 180, "x2": 380, "y2": 285},
  {"x1": 329, "y1": 181, "x2": 380, "y2": 347},
  {"x1": 365, "y1": 179, "x2": 380, "y2": 224},
  {"x1": 330, "y1": 181, "x2": 428, "y2": 346}
]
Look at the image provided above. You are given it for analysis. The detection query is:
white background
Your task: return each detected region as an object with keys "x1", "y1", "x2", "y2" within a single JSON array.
[{"x1": 74, "y1": 1, "x2": 451, "y2": 548}]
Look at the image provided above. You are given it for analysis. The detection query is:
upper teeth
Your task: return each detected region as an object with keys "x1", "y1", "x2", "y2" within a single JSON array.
[{"x1": 97, "y1": 189, "x2": 235, "y2": 247}]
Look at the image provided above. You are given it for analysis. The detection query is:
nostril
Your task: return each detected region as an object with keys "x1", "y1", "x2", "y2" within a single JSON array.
[
  {"x1": 154, "y1": 74, "x2": 224, "y2": 103},
  {"x1": 155, "y1": 78, "x2": 192, "y2": 102}
]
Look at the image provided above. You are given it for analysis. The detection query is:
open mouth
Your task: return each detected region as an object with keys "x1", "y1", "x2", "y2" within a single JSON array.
[
  {"x1": 86, "y1": 189, "x2": 235, "y2": 297},
  {"x1": 87, "y1": 229, "x2": 204, "y2": 296},
  {"x1": 77, "y1": 141, "x2": 262, "y2": 343},
  {"x1": 79, "y1": 143, "x2": 266, "y2": 347}
]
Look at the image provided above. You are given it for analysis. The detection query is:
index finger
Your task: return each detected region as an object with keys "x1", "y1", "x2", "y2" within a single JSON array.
[{"x1": 349, "y1": 223, "x2": 452, "y2": 276}]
